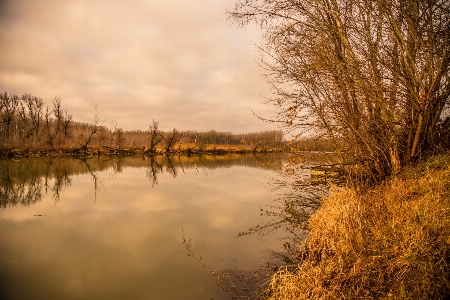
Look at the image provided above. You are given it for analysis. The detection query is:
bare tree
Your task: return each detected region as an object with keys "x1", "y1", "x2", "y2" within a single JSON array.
[
  {"x1": 20, "y1": 93, "x2": 43, "y2": 137},
  {"x1": 148, "y1": 119, "x2": 163, "y2": 153},
  {"x1": 229, "y1": 0, "x2": 450, "y2": 179},
  {"x1": 44, "y1": 105, "x2": 53, "y2": 146},
  {"x1": 39, "y1": 96, "x2": 72, "y2": 146},
  {"x1": 53, "y1": 97, "x2": 63, "y2": 136},
  {"x1": 164, "y1": 128, "x2": 183, "y2": 153},
  {"x1": 77, "y1": 106, "x2": 103, "y2": 151},
  {"x1": 51, "y1": 96, "x2": 72, "y2": 144},
  {"x1": 114, "y1": 128, "x2": 125, "y2": 149},
  {"x1": 0, "y1": 92, "x2": 19, "y2": 139},
  {"x1": 17, "y1": 99, "x2": 31, "y2": 139},
  {"x1": 62, "y1": 107, "x2": 72, "y2": 138}
]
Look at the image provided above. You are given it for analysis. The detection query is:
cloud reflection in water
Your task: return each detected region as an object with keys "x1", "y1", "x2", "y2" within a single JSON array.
[{"x1": 0, "y1": 154, "x2": 285, "y2": 299}]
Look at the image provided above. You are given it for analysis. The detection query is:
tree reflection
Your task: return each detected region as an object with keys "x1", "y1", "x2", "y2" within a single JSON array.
[
  {"x1": 111, "y1": 157, "x2": 124, "y2": 173},
  {"x1": 165, "y1": 155, "x2": 178, "y2": 178},
  {"x1": 82, "y1": 158, "x2": 103, "y2": 201},
  {"x1": 146, "y1": 156, "x2": 163, "y2": 186},
  {"x1": 239, "y1": 154, "x2": 335, "y2": 237},
  {"x1": 0, "y1": 153, "x2": 285, "y2": 207},
  {"x1": 0, "y1": 171, "x2": 42, "y2": 207},
  {"x1": 226, "y1": 152, "x2": 343, "y2": 298},
  {"x1": 0, "y1": 158, "x2": 98, "y2": 206},
  {"x1": 44, "y1": 164, "x2": 72, "y2": 202}
]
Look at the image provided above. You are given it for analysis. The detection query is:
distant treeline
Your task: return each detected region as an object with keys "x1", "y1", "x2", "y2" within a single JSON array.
[{"x1": 0, "y1": 92, "x2": 284, "y2": 152}]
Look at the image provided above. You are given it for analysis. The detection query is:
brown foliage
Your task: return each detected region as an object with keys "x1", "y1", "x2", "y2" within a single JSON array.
[{"x1": 229, "y1": 0, "x2": 450, "y2": 179}]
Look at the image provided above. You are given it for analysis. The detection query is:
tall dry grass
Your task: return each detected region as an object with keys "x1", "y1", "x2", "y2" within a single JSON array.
[{"x1": 264, "y1": 153, "x2": 450, "y2": 299}]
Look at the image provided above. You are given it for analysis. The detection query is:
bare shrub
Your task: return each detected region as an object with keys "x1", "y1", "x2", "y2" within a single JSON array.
[{"x1": 229, "y1": 0, "x2": 450, "y2": 180}]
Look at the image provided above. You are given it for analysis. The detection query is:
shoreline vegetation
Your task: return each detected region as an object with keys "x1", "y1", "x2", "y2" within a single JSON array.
[
  {"x1": 0, "y1": 91, "x2": 339, "y2": 159},
  {"x1": 264, "y1": 152, "x2": 450, "y2": 299},
  {"x1": 0, "y1": 92, "x2": 286, "y2": 159},
  {"x1": 227, "y1": 1, "x2": 450, "y2": 299},
  {"x1": 0, "y1": 143, "x2": 284, "y2": 159}
]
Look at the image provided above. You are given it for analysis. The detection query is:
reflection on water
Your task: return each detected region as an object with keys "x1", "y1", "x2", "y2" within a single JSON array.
[
  {"x1": 248, "y1": 152, "x2": 338, "y2": 269},
  {"x1": 0, "y1": 153, "x2": 283, "y2": 207},
  {"x1": 0, "y1": 153, "x2": 288, "y2": 300}
]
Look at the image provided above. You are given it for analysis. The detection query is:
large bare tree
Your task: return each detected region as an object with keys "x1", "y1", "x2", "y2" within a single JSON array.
[{"x1": 229, "y1": 0, "x2": 450, "y2": 179}]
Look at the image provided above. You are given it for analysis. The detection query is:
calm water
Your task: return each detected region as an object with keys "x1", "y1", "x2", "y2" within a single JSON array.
[{"x1": 0, "y1": 154, "x2": 288, "y2": 300}]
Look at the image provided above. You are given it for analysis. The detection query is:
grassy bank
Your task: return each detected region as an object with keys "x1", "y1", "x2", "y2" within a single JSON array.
[{"x1": 265, "y1": 153, "x2": 450, "y2": 299}]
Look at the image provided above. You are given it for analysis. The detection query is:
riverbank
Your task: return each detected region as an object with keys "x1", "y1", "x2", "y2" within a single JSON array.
[
  {"x1": 0, "y1": 144, "x2": 284, "y2": 158},
  {"x1": 265, "y1": 152, "x2": 450, "y2": 299}
]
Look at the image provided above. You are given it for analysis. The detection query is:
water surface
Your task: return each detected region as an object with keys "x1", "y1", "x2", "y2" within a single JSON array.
[{"x1": 0, "y1": 154, "x2": 286, "y2": 300}]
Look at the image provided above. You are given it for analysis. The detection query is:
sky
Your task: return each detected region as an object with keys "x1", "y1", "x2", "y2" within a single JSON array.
[{"x1": 0, "y1": 0, "x2": 277, "y2": 133}]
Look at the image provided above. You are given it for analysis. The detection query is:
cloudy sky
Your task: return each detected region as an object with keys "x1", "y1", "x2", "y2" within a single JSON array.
[{"x1": 0, "y1": 0, "x2": 277, "y2": 133}]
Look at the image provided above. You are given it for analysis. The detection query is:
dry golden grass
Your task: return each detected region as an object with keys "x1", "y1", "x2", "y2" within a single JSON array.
[{"x1": 264, "y1": 153, "x2": 450, "y2": 300}]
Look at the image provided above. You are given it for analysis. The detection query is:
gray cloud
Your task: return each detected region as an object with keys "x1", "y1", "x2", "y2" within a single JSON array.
[{"x1": 0, "y1": 0, "x2": 277, "y2": 133}]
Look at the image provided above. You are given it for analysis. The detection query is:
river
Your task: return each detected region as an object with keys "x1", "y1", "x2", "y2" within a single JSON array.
[{"x1": 0, "y1": 153, "x2": 302, "y2": 300}]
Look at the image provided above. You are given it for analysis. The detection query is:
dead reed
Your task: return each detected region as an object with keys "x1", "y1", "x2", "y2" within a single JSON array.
[{"x1": 264, "y1": 153, "x2": 450, "y2": 299}]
